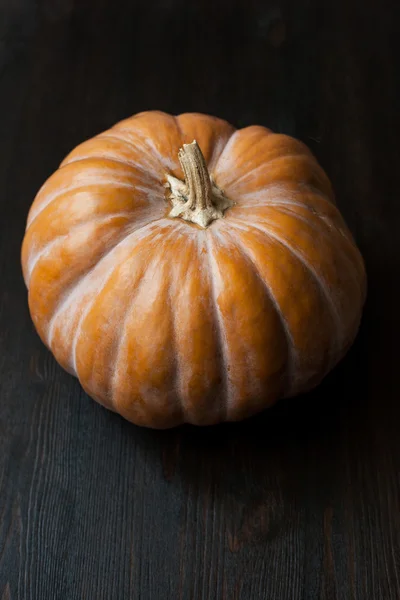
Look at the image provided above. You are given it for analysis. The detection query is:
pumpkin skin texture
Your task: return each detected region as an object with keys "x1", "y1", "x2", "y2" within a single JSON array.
[{"x1": 21, "y1": 111, "x2": 366, "y2": 428}]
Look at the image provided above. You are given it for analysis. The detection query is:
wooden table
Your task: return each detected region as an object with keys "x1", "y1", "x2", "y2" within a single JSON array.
[{"x1": 1, "y1": 1, "x2": 399, "y2": 598}]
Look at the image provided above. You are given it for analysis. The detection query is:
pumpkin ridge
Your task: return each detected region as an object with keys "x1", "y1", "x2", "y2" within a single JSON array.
[
  {"x1": 264, "y1": 204, "x2": 365, "y2": 298},
  {"x1": 114, "y1": 115, "x2": 183, "y2": 172},
  {"x1": 226, "y1": 154, "x2": 323, "y2": 190},
  {"x1": 26, "y1": 213, "x2": 138, "y2": 286},
  {"x1": 230, "y1": 182, "x2": 334, "y2": 209},
  {"x1": 60, "y1": 154, "x2": 160, "y2": 185},
  {"x1": 208, "y1": 128, "x2": 238, "y2": 170},
  {"x1": 46, "y1": 218, "x2": 169, "y2": 353},
  {"x1": 205, "y1": 232, "x2": 229, "y2": 420},
  {"x1": 27, "y1": 177, "x2": 138, "y2": 230},
  {"x1": 99, "y1": 131, "x2": 165, "y2": 175},
  {"x1": 109, "y1": 224, "x2": 180, "y2": 420},
  {"x1": 70, "y1": 255, "x2": 125, "y2": 379},
  {"x1": 229, "y1": 217, "x2": 342, "y2": 373},
  {"x1": 223, "y1": 223, "x2": 296, "y2": 397},
  {"x1": 164, "y1": 227, "x2": 192, "y2": 423},
  {"x1": 238, "y1": 190, "x2": 332, "y2": 210},
  {"x1": 214, "y1": 125, "x2": 276, "y2": 176},
  {"x1": 238, "y1": 193, "x2": 364, "y2": 287},
  {"x1": 172, "y1": 114, "x2": 185, "y2": 144},
  {"x1": 236, "y1": 184, "x2": 364, "y2": 269},
  {"x1": 213, "y1": 129, "x2": 241, "y2": 172},
  {"x1": 96, "y1": 133, "x2": 162, "y2": 174}
]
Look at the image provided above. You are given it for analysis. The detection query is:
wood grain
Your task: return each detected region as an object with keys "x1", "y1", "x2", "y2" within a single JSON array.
[{"x1": 1, "y1": 0, "x2": 399, "y2": 598}]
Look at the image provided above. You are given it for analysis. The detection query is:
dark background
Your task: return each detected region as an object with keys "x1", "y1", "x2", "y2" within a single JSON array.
[{"x1": 1, "y1": 1, "x2": 399, "y2": 598}]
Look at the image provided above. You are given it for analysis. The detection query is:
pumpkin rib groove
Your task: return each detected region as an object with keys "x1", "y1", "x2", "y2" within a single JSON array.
[
  {"x1": 27, "y1": 175, "x2": 162, "y2": 230},
  {"x1": 213, "y1": 130, "x2": 241, "y2": 172},
  {"x1": 27, "y1": 180, "x2": 139, "y2": 229},
  {"x1": 265, "y1": 204, "x2": 364, "y2": 295},
  {"x1": 229, "y1": 218, "x2": 342, "y2": 373},
  {"x1": 109, "y1": 224, "x2": 181, "y2": 419},
  {"x1": 165, "y1": 227, "x2": 187, "y2": 423},
  {"x1": 238, "y1": 194, "x2": 333, "y2": 212},
  {"x1": 209, "y1": 131, "x2": 237, "y2": 171},
  {"x1": 223, "y1": 223, "x2": 296, "y2": 397},
  {"x1": 60, "y1": 154, "x2": 160, "y2": 184},
  {"x1": 107, "y1": 264, "x2": 149, "y2": 414},
  {"x1": 167, "y1": 271, "x2": 183, "y2": 421},
  {"x1": 40, "y1": 216, "x2": 136, "y2": 349},
  {"x1": 168, "y1": 270, "x2": 190, "y2": 423},
  {"x1": 26, "y1": 212, "x2": 146, "y2": 285},
  {"x1": 58, "y1": 157, "x2": 163, "y2": 199},
  {"x1": 226, "y1": 154, "x2": 323, "y2": 189},
  {"x1": 70, "y1": 257, "x2": 123, "y2": 380},
  {"x1": 205, "y1": 232, "x2": 229, "y2": 420},
  {"x1": 97, "y1": 133, "x2": 157, "y2": 165},
  {"x1": 173, "y1": 114, "x2": 185, "y2": 143},
  {"x1": 102, "y1": 130, "x2": 175, "y2": 175},
  {"x1": 46, "y1": 218, "x2": 170, "y2": 354},
  {"x1": 233, "y1": 182, "x2": 334, "y2": 209},
  {"x1": 214, "y1": 126, "x2": 276, "y2": 175},
  {"x1": 238, "y1": 195, "x2": 363, "y2": 278},
  {"x1": 114, "y1": 123, "x2": 181, "y2": 170},
  {"x1": 72, "y1": 220, "x2": 177, "y2": 380}
]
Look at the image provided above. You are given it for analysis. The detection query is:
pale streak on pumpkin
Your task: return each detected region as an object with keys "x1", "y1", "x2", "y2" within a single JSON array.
[
  {"x1": 63, "y1": 143, "x2": 161, "y2": 180},
  {"x1": 177, "y1": 231, "x2": 226, "y2": 423},
  {"x1": 49, "y1": 218, "x2": 171, "y2": 374},
  {"x1": 26, "y1": 213, "x2": 135, "y2": 285},
  {"x1": 22, "y1": 197, "x2": 160, "y2": 292},
  {"x1": 241, "y1": 182, "x2": 363, "y2": 263},
  {"x1": 220, "y1": 222, "x2": 298, "y2": 396},
  {"x1": 70, "y1": 223, "x2": 178, "y2": 415},
  {"x1": 215, "y1": 130, "x2": 334, "y2": 204},
  {"x1": 105, "y1": 226, "x2": 177, "y2": 401},
  {"x1": 230, "y1": 216, "x2": 343, "y2": 350},
  {"x1": 225, "y1": 219, "x2": 336, "y2": 393},
  {"x1": 215, "y1": 130, "x2": 310, "y2": 185},
  {"x1": 268, "y1": 204, "x2": 365, "y2": 302},
  {"x1": 93, "y1": 222, "x2": 224, "y2": 426},
  {"x1": 204, "y1": 232, "x2": 230, "y2": 419},
  {"x1": 65, "y1": 114, "x2": 180, "y2": 170},
  {"x1": 24, "y1": 156, "x2": 166, "y2": 343},
  {"x1": 108, "y1": 224, "x2": 186, "y2": 427},
  {"x1": 214, "y1": 126, "x2": 275, "y2": 180},
  {"x1": 236, "y1": 183, "x2": 367, "y2": 296},
  {"x1": 236, "y1": 194, "x2": 365, "y2": 307},
  {"x1": 27, "y1": 164, "x2": 148, "y2": 228},
  {"x1": 230, "y1": 205, "x2": 362, "y2": 351},
  {"x1": 235, "y1": 206, "x2": 362, "y2": 383},
  {"x1": 71, "y1": 223, "x2": 175, "y2": 378},
  {"x1": 111, "y1": 112, "x2": 184, "y2": 176},
  {"x1": 226, "y1": 154, "x2": 311, "y2": 189},
  {"x1": 148, "y1": 227, "x2": 226, "y2": 425},
  {"x1": 24, "y1": 177, "x2": 162, "y2": 249},
  {"x1": 205, "y1": 226, "x2": 287, "y2": 418}
]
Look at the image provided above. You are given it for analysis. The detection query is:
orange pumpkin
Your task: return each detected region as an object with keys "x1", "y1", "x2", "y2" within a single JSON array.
[{"x1": 21, "y1": 111, "x2": 366, "y2": 428}]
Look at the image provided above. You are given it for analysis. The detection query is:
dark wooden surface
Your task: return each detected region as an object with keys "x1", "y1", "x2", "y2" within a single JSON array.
[{"x1": 1, "y1": 1, "x2": 399, "y2": 598}]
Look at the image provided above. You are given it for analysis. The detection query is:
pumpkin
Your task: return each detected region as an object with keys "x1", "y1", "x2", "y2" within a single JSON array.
[{"x1": 21, "y1": 111, "x2": 366, "y2": 428}]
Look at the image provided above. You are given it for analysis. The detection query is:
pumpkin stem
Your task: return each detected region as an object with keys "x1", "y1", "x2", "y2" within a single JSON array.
[
  {"x1": 166, "y1": 140, "x2": 234, "y2": 228},
  {"x1": 179, "y1": 141, "x2": 213, "y2": 211}
]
